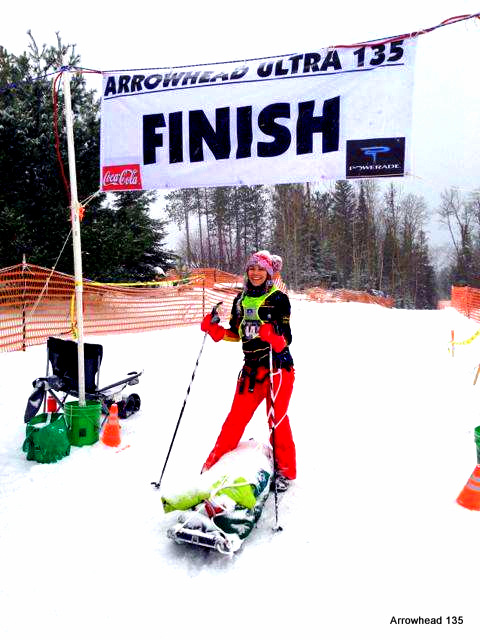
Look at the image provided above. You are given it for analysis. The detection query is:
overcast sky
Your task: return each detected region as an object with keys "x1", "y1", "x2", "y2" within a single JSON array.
[{"x1": 2, "y1": 0, "x2": 480, "y2": 250}]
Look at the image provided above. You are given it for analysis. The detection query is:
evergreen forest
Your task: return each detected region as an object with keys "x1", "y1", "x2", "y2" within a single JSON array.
[
  {"x1": 1, "y1": 35, "x2": 479, "y2": 307},
  {"x1": 0, "y1": 34, "x2": 175, "y2": 282}
]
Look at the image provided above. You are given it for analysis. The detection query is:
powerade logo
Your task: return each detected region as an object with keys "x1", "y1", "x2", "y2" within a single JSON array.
[
  {"x1": 346, "y1": 137, "x2": 405, "y2": 178},
  {"x1": 361, "y1": 145, "x2": 391, "y2": 162}
]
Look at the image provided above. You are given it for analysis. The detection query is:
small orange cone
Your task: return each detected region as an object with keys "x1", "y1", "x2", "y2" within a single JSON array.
[
  {"x1": 456, "y1": 465, "x2": 480, "y2": 510},
  {"x1": 101, "y1": 403, "x2": 121, "y2": 447}
]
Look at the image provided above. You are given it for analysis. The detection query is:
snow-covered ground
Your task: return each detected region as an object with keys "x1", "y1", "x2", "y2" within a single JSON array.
[{"x1": 1, "y1": 300, "x2": 480, "y2": 639}]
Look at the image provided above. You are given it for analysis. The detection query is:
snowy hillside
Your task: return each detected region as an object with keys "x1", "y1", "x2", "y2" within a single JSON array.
[{"x1": 1, "y1": 300, "x2": 480, "y2": 639}]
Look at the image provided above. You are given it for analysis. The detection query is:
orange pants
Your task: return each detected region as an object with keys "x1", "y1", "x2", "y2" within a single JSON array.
[{"x1": 202, "y1": 366, "x2": 296, "y2": 479}]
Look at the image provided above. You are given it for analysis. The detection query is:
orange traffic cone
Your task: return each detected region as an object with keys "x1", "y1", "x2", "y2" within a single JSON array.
[
  {"x1": 101, "y1": 403, "x2": 121, "y2": 447},
  {"x1": 456, "y1": 465, "x2": 480, "y2": 510}
]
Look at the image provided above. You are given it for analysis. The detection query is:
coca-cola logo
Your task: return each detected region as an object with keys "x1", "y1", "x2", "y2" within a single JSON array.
[{"x1": 102, "y1": 164, "x2": 143, "y2": 191}]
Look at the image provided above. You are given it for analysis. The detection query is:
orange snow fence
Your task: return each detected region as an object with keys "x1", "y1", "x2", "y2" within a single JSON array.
[
  {"x1": 437, "y1": 300, "x2": 451, "y2": 310},
  {"x1": 450, "y1": 286, "x2": 480, "y2": 323},
  {"x1": 0, "y1": 263, "x2": 393, "y2": 353},
  {"x1": 304, "y1": 287, "x2": 394, "y2": 308},
  {"x1": 0, "y1": 263, "x2": 243, "y2": 353}
]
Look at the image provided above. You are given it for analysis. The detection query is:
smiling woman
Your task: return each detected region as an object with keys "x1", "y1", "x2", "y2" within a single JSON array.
[
  {"x1": 247, "y1": 263, "x2": 268, "y2": 287},
  {"x1": 200, "y1": 249, "x2": 296, "y2": 492}
]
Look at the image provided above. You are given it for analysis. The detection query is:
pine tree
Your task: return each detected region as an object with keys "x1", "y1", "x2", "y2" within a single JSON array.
[
  {"x1": 81, "y1": 192, "x2": 175, "y2": 281},
  {"x1": 0, "y1": 34, "x2": 174, "y2": 279},
  {"x1": 271, "y1": 184, "x2": 304, "y2": 288},
  {"x1": 309, "y1": 189, "x2": 337, "y2": 286},
  {"x1": 193, "y1": 188, "x2": 206, "y2": 265},
  {"x1": 352, "y1": 182, "x2": 377, "y2": 290},
  {"x1": 0, "y1": 37, "x2": 74, "y2": 268},
  {"x1": 237, "y1": 186, "x2": 269, "y2": 259},
  {"x1": 330, "y1": 180, "x2": 356, "y2": 286},
  {"x1": 210, "y1": 187, "x2": 232, "y2": 269},
  {"x1": 398, "y1": 193, "x2": 428, "y2": 307},
  {"x1": 378, "y1": 183, "x2": 402, "y2": 299},
  {"x1": 414, "y1": 230, "x2": 437, "y2": 309},
  {"x1": 364, "y1": 180, "x2": 382, "y2": 289}
]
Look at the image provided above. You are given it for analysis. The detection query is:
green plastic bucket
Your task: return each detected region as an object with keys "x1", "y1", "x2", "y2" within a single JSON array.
[
  {"x1": 475, "y1": 426, "x2": 480, "y2": 465},
  {"x1": 65, "y1": 400, "x2": 102, "y2": 446},
  {"x1": 23, "y1": 412, "x2": 71, "y2": 463}
]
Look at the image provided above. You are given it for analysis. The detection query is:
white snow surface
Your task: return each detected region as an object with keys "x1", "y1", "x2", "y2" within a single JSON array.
[{"x1": 1, "y1": 300, "x2": 480, "y2": 639}]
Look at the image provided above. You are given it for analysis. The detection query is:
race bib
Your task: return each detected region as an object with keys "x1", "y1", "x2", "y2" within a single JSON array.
[{"x1": 243, "y1": 320, "x2": 261, "y2": 340}]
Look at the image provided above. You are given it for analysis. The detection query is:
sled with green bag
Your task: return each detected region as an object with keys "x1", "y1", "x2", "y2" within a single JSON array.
[{"x1": 162, "y1": 440, "x2": 273, "y2": 554}]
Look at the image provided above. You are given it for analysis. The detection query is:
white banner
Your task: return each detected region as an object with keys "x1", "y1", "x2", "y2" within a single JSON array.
[{"x1": 100, "y1": 39, "x2": 416, "y2": 191}]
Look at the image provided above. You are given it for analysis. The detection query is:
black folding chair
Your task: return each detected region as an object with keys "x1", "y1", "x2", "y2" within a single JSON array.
[{"x1": 24, "y1": 337, "x2": 142, "y2": 423}]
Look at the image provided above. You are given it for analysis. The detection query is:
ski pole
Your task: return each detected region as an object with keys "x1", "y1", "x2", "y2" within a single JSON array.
[
  {"x1": 151, "y1": 301, "x2": 223, "y2": 490},
  {"x1": 268, "y1": 345, "x2": 283, "y2": 533}
]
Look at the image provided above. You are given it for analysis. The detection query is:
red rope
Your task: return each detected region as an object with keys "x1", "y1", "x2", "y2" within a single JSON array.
[
  {"x1": 92, "y1": 13, "x2": 480, "y2": 72},
  {"x1": 52, "y1": 71, "x2": 71, "y2": 205},
  {"x1": 329, "y1": 13, "x2": 479, "y2": 48},
  {"x1": 52, "y1": 70, "x2": 96, "y2": 222}
]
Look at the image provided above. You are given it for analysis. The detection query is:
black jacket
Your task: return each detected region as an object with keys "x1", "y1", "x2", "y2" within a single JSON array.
[{"x1": 226, "y1": 285, "x2": 294, "y2": 370}]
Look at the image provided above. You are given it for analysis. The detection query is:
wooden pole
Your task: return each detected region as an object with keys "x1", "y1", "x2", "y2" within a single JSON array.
[{"x1": 62, "y1": 66, "x2": 86, "y2": 406}]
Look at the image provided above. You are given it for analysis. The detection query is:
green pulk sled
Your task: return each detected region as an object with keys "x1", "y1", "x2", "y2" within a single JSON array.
[{"x1": 162, "y1": 440, "x2": 273, "y2": 554}]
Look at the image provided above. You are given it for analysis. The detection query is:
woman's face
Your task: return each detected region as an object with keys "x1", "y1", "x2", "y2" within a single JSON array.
[{"x1": 247, "y1": 264, "x2": 268, "y2": 287}]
